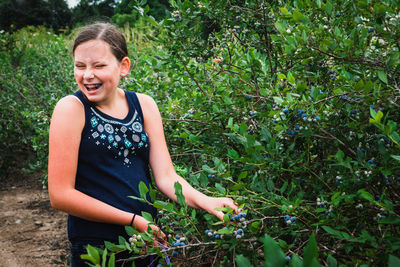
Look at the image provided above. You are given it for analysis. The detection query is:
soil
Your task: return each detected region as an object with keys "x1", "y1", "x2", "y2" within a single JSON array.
[{"x1": 0, "y1": 170, "x2": 70, "y2": 267}]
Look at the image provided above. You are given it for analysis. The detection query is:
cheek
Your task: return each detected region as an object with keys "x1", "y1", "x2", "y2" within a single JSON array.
[{"x1": 74, "y1": 70, "x2": 82, "y2": 81}]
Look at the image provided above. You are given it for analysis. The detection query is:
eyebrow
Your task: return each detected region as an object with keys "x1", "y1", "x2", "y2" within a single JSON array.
[{"x1": 74, "y1": 60, "x2": 106, "y2": 64}]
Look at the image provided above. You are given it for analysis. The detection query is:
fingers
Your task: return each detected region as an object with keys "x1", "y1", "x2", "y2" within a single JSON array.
[
  {"x1": 225, "y1": 198, "x2": 239, "y2": 213},
  {"x1": 220, "y1": 197, "x2": 238, "y2": 214}
]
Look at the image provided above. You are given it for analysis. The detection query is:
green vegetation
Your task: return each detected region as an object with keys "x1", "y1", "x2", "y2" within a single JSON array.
[{"x1": 1, "y1": 0, "x2": 400, "y2": 266}]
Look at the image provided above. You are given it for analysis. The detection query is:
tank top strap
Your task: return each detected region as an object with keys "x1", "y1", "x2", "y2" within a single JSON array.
[
  {"x1": 125, "y1": 90, "x2": 144, "y2": 123},
  {"x1": 72, "y1": 90, "x2": 92, "y2": 109}
]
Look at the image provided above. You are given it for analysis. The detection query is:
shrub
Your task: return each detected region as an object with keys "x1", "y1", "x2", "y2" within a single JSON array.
[
  {"x1": 83, "y1": 0, "x2": 400, "y2": 266},
  {"x1": 0, "y1": 26, "x2": 75, "y2": 180}
]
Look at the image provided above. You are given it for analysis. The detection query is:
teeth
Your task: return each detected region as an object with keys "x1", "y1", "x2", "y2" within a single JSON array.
[{"x1": 85, "y1": 84, "x2": 102, "y2": 91}]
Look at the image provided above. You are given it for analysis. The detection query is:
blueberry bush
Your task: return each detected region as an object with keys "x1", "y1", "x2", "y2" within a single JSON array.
[
  {"x1": 0, "y1": 26, "x2": 75, "y2": 179},
  {"x1": 1, "y1": 0, "x2": 400, "y2": 266},
  {"x1": 82, "y1": 0, "x2": 400, "y2": 266}
]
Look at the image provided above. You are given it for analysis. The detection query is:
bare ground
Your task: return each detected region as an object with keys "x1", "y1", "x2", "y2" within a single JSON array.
[{"x1": 0, "y1": 170, "x2": 70, "y2": 267}]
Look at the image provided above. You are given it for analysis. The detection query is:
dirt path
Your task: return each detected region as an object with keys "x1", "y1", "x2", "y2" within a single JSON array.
[{"x1": 0, "y1": 172, "x2": 69, "y2": 267}]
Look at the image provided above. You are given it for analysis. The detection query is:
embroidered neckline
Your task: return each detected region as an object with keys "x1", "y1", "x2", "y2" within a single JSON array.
[{"x1": 90, "y1": 107, "x2": 138, "y2": 126}]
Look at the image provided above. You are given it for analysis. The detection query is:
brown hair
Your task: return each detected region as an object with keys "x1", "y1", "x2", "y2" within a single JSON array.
[{"x1": 72, "y1": 23, "x2": 128, "y2": 62}]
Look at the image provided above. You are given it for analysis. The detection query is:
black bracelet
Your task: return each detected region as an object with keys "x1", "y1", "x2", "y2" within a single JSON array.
[{"x1": 130, "y1": 214, "x2": 136, "y2": 226}]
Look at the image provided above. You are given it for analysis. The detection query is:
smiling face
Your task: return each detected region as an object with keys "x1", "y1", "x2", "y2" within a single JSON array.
[{"x1": 73, "y1": 39, "x2": 130, "y2": 105}]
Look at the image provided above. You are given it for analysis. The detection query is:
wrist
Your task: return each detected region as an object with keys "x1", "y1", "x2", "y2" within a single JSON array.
[
  {"x1": 133, "y1": 215, "x2": 150, "y2": 232},
  {"x1": 193, "y1": 194, "x2": 211, "y2": 211}
]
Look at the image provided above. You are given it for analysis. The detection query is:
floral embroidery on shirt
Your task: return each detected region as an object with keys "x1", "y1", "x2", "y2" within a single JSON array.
[{"x1": 87, "y1": 107, "x2": 149, "y2": 167}]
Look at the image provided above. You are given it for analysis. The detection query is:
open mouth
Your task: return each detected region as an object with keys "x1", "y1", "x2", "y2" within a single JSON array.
[{"x1": 85, "y1": 83, "x2": 102, "y2": 91}]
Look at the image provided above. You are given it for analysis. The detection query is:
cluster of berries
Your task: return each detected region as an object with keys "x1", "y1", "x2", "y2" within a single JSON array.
[
  {"x1": 233, "y1": 228, "x2": 244, "y2": 239},
  {"x1": 376, "y1": 213, "x2": 386, "y2": 220},
  {"x1": 284, "y1": 215, "x2": 297, "y2": 225},
  {"x1": 205, "y1": 229, "x2": 224, "y2": 240},
  {"x1": 128, "y1": 234, "x2": 143, "y2": 246},
  {"x1": 317, "y1": 198, "x2": 334, "y2": 215},
  {"x1": 316, "y1": 198, "x2": 328, "y2": 206},
  {"x1": 205, "y1": 209, "x2": 248, "y2": 240},
  {"x1": 328, "y1": 69, "x2": 337, "y2": 80},
  {"x1": 171, "y1": 234, "x2": 186, "y2": 247},
  {"x1": 172, "y1": 11, "x2": 181, "y2": 19}
]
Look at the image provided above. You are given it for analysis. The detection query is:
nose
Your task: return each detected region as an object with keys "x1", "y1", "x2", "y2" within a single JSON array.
[{"x1": 83, "y1": 68, "x2": 94, "y2": 79}]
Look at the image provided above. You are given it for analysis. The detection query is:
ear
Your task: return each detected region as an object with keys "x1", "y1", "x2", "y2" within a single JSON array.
[{"x1": 119, "y1": 56, "x2": 131, "y2": 77}]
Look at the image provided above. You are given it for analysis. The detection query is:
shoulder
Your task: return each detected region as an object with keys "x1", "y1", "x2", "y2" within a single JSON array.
[
  {"x1": 50, "y1": 95, "x2": 85, "y2": 129},
  {"x1": 136, "y1": 93, "x2": 160, "y2": 115},
  {"x1": 54, "y1": 95, "x2": 84, "y2": 111}
]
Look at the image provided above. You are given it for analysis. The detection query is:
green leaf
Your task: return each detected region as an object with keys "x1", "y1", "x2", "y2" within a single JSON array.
[
  {"x1": 325, "y1": 0, "x2": 333, "y2": 15},
  {"x1": 388, "y1": 255, "x2": 400, "y2": 267},
  {"x1": 228, "y1": 149, "x2": 239, "y2": 159},
  {"x1": 237, "y1": 254, "x2": 252, "y2": 267},
  {"x1": 80, "y1": 254, "x2": 96, "y2": 264},
  {"x1": 390, "y1": 155, "x2": 400, "y2": 162},
  {"x1": 379, "y1": 217, "x2": 400, "y2": 224},
  {"x1": 174, "y1": 181, "x2": 186, "y2": 207},
  {"x1": 217, "y1": 227, "x2": 232, "y2": 235},
  {"x1": 223, "y1": 213, "x2": 230, "y2": 223},
  {"x1": 293, "y1": 11, "x2": 307, "y2": 23},
  {"x1": 290, "y1": 254, "x2": 303, "y2": 267},
  {"x1": 102, "y1": 249, "x2": 107, "y2": 267},
  {"x1": 278, "y1": 73, "x2": 287, "y2": 80},
  {"x1": 335, "y1": 150, "x2": 344, "y2": 162},
  {"x1": 125, "y1": 226, "x2": 134, "y2": 236},
  {"x1": 378, "y1": 70, "x2": 387, "y2": 84},
  {"x1": 86, "y1": 245, "x2": 100, "y2": 264},
  {"x1": 108, "y1": 253, "x2": 115, "y2": 267},
  {"x1": 149, "y1": 185, "x2": 156, "y2": 202},
  {"x1": 215, "y1": 183, "x2": 226, "y2": 194},
  {"x1": 303, "y1": 233, "x2": 319, "y2": 267},
  {"x1": 138, "y1": 181, "x2": 149, "y2": 200},
  {"x1": 261, "y1": 234, "x2": 286, "y2": 267},
  {"x1": 202, "y1": 164, "x2": 217, "y2": 174},
  {"x1": 322, "y1": 226, "x2": 355, "y2": 242},
  {"x1": 355, "y1": 80, "x2": 364, "y2": 91},
  {"x1": 273, "y1": 96, "x2": 284, "y2": 105},
  {"x1": 326, "y1": 254, "x2": 337, "y2": 267},
  {"x1": 275, "y1": 22, "x2": 286, "y2": 33},
  {"x1": 280, "y1": 8, "x2": 289, "y2": 15},
  {"x1": 357, "y1": 189, "x2": 376, "y2": 203},
  {"x1": 141, "y1": 211, "x2": 154, "y2": 222}
]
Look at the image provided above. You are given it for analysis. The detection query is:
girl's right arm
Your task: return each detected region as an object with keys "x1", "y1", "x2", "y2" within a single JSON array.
[{"x1": 47, "y1": 96, "x2": 160, "y2": 234}]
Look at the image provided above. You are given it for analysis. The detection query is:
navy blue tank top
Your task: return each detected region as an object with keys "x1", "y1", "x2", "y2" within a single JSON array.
[{"x1": 68, "y1": 90, "x2": 157, "y2": 241}]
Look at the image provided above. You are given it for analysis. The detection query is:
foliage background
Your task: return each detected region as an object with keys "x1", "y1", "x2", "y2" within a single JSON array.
[{"x1": 1, "y1": 0, "x2": 400, "y2": 266}]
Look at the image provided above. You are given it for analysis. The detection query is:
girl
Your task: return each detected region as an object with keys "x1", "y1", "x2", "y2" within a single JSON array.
[{"x1": 48, "y1": 22, "x2": 238, "y2": 266}]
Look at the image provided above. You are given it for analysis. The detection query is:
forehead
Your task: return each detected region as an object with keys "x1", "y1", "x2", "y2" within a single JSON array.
[{"x1": 74, "y1": 39, "x2": 115, "y2": 62}]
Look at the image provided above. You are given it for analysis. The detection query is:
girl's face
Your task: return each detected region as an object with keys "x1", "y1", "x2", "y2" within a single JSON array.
[{"x1": 73, "y1": 39, "x2": 129, "y2": 104}]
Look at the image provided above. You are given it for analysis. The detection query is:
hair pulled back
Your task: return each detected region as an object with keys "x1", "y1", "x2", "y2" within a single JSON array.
[{"x1": 73, "y1": 23, "x2": 128, "y2": 62}]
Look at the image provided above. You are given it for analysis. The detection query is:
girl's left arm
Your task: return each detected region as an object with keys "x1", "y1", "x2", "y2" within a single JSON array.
[{"x1": 138, "y1": 94, "x2": 238, "y2": 220}]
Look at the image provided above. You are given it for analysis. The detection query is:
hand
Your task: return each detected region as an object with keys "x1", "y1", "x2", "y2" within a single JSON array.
[
  {"x1": 204, "y1": 196, "x2": 238, "y2": 221},
  {"x1": 148, "y1": 224, "x2": 168, "y2": 247}
]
